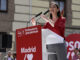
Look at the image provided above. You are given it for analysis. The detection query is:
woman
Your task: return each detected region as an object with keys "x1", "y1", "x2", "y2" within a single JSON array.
[
  {"x1": 31, "y1": 2, "x2": 67, "y2": 60},
  {"x1": 32, "y1": 2, "x2": 65, "y2": 38}
]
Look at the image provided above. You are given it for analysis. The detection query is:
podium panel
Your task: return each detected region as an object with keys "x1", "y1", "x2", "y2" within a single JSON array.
[{"x1": 16, "y1": 25, "x2": 42, "y2": 60}]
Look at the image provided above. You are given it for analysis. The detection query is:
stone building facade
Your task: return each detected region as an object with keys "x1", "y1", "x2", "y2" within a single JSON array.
[{"x1": 0, "y1": 0, "x2": 80, "y2": 59}]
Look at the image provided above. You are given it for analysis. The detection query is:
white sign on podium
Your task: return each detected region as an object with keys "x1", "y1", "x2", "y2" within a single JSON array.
[{"x1": 42, "y1": 29, "x2": 65, "y2": 60}]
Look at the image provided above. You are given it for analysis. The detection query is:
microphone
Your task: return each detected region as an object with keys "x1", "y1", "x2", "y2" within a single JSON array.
[
  {"x1": 43, "y1": 10, "x2": 49, "y2": 15},
  {"x1": 35, "y1": 12, "x2": 42, "y2": 17},
  {"x1": 35, "y1": 10, "x2": 49, "y2": 17},
  {"x1": 31, "y1": 10, "x2": 49, "y2": 23}
]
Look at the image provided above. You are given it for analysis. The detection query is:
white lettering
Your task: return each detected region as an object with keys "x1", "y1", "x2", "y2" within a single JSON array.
[
  {"x1": 74, "y1": 41, "x2": 80, "y2": 48},
  {"x1": 71, "y1": 52, "x2": 74, "y2": 59},
  {"x1": 67, "y1": 52, "x2": 70, "y2": 59},
  {"x1": 69, "y1": 41, "x2": 74, "y2": 50},
  {"x1": 21, "y1": 46, "x2": 36, "y2": 53},
  {"x1": 66, "y1": 41, "x2": 68, "y2": 47},
  {"x1": 25, "y1": 28, "x2": 38, "y2": 31}
]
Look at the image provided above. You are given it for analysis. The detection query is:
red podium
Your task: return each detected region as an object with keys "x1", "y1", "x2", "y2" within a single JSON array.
[
  {"x1": 16, "y1": 25, "x2": 67, "y2": 60},
  {"x1": 16, "y1": 25, "x2": 42, "y2": 60}
]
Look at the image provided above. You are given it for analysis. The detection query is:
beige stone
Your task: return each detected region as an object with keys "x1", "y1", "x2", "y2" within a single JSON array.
[
  {"x1": 72, "y1": 12, "x2": 80, "y2": 18},
  {"x1": 32, "y1": 7, "x2": 48, "y2": 14},
  {"x1": 15, "y1": 5, "x2": 29, "y2": 13},
  {"x1": 12, "y1": 22, "x2": 27, "y2": 31},
  {"x1": 14, "y1": 14, "x2": 29, "y2": 21},
  {"x1": 72, "y1": 19, "x2": 80, "y2": 26},
  {"x1": 72, "y1": 5, "x2": 80, "y2": 11},
  {"x1": 15, "y1": 0, "x2": 29, "y2": 5},
  {"x1": 32, "y1": 0, "x2": 49, "y2": 7},
  {"x1": 72, "y1": 0, "x2": 80, "y2": 4}
]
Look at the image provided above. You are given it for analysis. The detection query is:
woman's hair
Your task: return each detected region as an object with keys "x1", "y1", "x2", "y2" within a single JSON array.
[{"x1": 50, "y1": 3, "x2": 61, "y2": 19}]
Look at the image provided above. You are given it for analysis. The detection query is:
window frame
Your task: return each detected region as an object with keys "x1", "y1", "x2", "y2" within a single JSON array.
[{"x1": 0, "y1": 0, "x2": 8, "y2": 12}]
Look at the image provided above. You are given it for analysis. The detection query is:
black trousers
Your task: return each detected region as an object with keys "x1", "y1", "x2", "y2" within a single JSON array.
[{"x1": 46, "y1": 43, "x2": 67, "y2": 60}]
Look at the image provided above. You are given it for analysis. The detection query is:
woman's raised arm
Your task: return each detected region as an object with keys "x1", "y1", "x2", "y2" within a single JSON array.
[{"x1": 40, "y1": 14, "x2": 54, "y2": 27}]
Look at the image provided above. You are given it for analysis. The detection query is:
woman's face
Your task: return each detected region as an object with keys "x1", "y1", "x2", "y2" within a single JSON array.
[{"x1": 49, "y1": 3, "x2": 58, "y2": 14}]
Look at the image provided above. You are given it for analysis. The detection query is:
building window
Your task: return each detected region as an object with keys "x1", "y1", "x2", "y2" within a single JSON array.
[{"x1": 0, "y1": 0, "x2": 8, "y2": 12}]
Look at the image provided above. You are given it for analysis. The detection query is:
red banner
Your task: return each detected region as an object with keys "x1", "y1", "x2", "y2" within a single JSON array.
[
  {"x1": 16, "y1": 25, "x2": 42, "y2": 60},
  {"x1": 65, "y1": 34, "x2": 80, "y2": 60}
]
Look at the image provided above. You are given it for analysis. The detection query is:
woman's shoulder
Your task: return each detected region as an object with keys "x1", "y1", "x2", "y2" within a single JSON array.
[
  {"x1": 59, "y1": 16, "x2": 66, "y2": 22},
  {"x1": 61, "y1": 17, "x2": 66, "y2": 20},
  {"x1": 58, "y1": 17, "x2": 66, "y2": 23}
]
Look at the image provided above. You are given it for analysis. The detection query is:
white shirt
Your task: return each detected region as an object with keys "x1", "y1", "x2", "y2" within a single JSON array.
[{"x1": 8, "y1": 57, "x2": 12, "y2": 60}]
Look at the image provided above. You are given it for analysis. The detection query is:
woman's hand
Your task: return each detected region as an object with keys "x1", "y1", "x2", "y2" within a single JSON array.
[
  {"x1": 40, "y1": 14, "x2": 54, "y2": 27},
  {"x1": 40, "y1": 14, "x2": 49, "y2": 22},
  {"x1": 31, "y1": 17, "x2": 36, "y2": 26}
]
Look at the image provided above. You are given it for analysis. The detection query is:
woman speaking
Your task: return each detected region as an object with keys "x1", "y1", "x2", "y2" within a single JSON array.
[{"x1": 31, "y1": 1, "x2": 67, "y2": 60}]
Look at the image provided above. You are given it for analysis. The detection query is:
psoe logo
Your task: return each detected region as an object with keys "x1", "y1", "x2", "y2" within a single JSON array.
[
  {"x1": 24, "y1": 54, "x2": 33, "y2": 60},
  {"x1": 17, "y1": 31, "x2": 22, "y2": 37}
]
